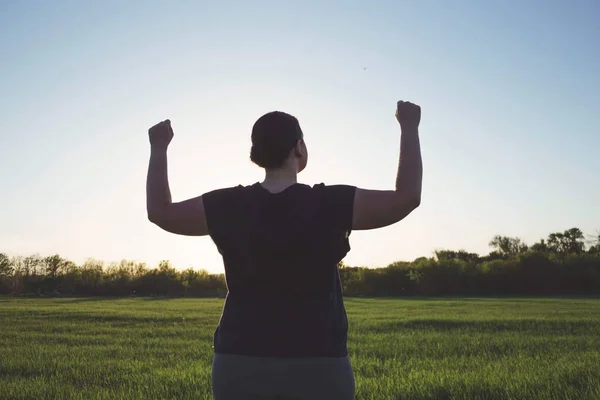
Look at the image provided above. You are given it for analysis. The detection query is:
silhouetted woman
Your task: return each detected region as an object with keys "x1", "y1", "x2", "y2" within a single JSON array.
[{"x1": 146, "y1": 100, "x2": 423, "y2": 399}]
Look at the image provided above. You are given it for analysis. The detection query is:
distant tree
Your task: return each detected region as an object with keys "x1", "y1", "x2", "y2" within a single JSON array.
[
  {"x1": 435, "y1": 249, "x2": 480, "y2": 263},
  {"x1": 10, "y1": 256, "x2": 25, "y2": 275},
  {"x1": 0, "y1": 253, "x2": 12, "y2": 276},
  {"x1": 131, "y1": 262, "x2": 149, "y2": 278},
  {"x1": 62, "y1": 260, "x2": 78, "y2": 274},
  {"x1": 480, "y1": 250, "x2": 505, "y2": 262},
  {"x1": 489, "y1": 236, "x2": 528, "y2": 257},
  {"x1": 412, "y1": 256, "x2": 429, "y2": 264},
  {"x1": 43, "y1": 254, "x2": 69, "y2": 279},
  {"x1": 157, "y1": 260, "x2": 177, "y2": 276},
  {"x1": 530, "y1": 239, "x2": 549, "y2": 253},
  {"x1": 3, "y1": 225, "x2": 600, "y2": 298},
  {"x1": 178, "y1": 267, "x2": 212, "y2": 295},
  {"x1": 147, "y1": 260, "x2": 182, "y2": 295},
  {"x1": 80, "y1": 258, "x2": 104, "y2": 293},
  {"x1": 21, "y1": 254, "x2": 44, "y2": 277},
  {"x1": 587, "y1": 231, "x2": 600, "y2": 255},
  {"x1": 547, "y1": 228, "x2": 585, "y2": 255}
]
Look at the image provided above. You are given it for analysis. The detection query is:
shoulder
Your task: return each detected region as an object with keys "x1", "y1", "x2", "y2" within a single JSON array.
[
  {"x1": 203, "y1": 183, "x2": 259, "y2": 199},
  {"x1": 202, "y1": 184, "x2": 253, "y2": 215},
  {"x1": 203, "y1": 184, "x2": 242, "y2": 202},
  {"x1": 202, "y1": 184, "x2": 255, "y2": 233},
  {"x1": 309, "y1": 183, "x2": 357, "y2": 231},
  {"x1": 310, "y1": 183, "x2": 357, "y2": 198}
]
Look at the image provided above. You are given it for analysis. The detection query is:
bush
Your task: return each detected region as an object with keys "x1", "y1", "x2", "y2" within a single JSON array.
[{"x1": 2, "y1": 227, "x2": 600, "y2": 297}]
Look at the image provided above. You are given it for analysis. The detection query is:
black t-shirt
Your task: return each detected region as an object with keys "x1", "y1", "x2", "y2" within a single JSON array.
[{"x1": 202, "y1": 182, "x2": 356, "y2": 357}]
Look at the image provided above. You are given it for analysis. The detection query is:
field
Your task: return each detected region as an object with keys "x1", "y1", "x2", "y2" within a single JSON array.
[{"x1": 1, "y1": 297, "x2": 600, "y2": 400}]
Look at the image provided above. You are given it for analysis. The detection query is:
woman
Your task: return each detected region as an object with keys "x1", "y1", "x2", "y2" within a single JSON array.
[{"x1": 146, "y1": 100, "x2": 423, "y2": 399}]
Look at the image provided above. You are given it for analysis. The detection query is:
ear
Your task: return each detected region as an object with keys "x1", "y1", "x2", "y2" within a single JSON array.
[{"x1": 293, "y1": 140, "x2": 304, "y2": 157}]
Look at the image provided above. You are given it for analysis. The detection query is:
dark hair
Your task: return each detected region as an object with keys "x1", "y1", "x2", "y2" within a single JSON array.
[{"x1": 250, "y1": 111, "x2": 303, "y2": 169}]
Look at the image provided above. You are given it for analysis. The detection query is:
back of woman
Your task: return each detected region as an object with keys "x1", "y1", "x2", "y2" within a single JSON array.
[
  {"x1": 145, "y1": 101, "x2": 423, "y2": 399},
  {"x1": 206, "y1": 183, "x2": 357, "y2": 399},
  {"x1": 204, "y1": 182, "x2": 355, "y2": 358}
]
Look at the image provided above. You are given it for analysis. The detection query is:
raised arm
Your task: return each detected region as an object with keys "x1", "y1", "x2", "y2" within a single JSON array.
[
  {"x1": 146, "y1": 120, "x2": 209, "y2": 236},
  {"x1": 352, "y1": 101, "x2": 423, "y2": 230}
]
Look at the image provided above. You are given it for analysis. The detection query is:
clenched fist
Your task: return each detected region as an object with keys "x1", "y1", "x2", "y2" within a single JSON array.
[
  {"x1": 395, "y1": 101, "x2": 421, "y2": 129},
  {"x1": 148, "y1": 119, "x2": 174, "y2": 149}
]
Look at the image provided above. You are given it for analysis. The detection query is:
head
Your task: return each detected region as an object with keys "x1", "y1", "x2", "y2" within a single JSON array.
[{"x1": 250, "y1": 111, "x2": 308, "y2": 174}]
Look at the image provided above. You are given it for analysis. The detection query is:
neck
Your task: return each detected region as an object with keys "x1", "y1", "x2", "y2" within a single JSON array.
[{"x1": 261, "y1": 167, "x2": 298, "y2": 191}]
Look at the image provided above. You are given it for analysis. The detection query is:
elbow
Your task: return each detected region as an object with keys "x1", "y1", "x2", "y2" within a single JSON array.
[
  {"x1": 147, "y1": 209, "x2": 162, "y2": 225},
  {"x1": 400, "y1": 192, "x2": 420, "y2": 211},
  {"x1": 394, "y1": 186, "x2": 421, "y2": 211},
  {"x1": 411, "y1": 195, "x2": 421, "y2": 209},
  {"x1": 147, "y1": 213, "x2": 158, "y2": 225},
  {"x1": 391, "y1": 194, "x2": 421, "y2": 224}
]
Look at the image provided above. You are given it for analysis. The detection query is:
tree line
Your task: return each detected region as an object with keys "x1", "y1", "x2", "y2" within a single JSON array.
[{"x1": 1, "y1": 227, "x2": 599, "y2": 297}]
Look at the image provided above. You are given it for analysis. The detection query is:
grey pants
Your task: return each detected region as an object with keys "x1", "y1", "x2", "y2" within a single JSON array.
[{"x1": 211, "y1": 353, "x2": 355, "y2": 400}]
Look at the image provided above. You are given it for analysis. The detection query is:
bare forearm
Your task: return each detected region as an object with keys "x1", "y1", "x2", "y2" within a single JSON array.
[
  {"x1": 146, "y1": 146, "x2": 172, "y2": 218},
  {"x1": 395, "y1": 126, "x2": 422, "y2": 203}
]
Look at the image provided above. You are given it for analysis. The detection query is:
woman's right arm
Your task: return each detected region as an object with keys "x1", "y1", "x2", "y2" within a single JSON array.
[
  {"x1": 351, "y1": 101, "x2": 423, "y2": 231},
  {"x1": 146, "y1": 119, "x2": 210, "y2": 236}
]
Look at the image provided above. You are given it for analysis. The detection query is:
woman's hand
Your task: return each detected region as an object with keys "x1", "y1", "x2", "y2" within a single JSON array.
[
  {"x1": 148, "y1": 119, "x2": 174, "y2": 150},
  {"x1": 395, "y1": 101, "x2": 421, "y2": 129}
]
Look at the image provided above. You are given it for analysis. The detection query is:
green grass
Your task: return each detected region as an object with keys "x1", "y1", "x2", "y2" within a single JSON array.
[{"x1": 1, "y1": 297, "x2": 600, "y2": 399}]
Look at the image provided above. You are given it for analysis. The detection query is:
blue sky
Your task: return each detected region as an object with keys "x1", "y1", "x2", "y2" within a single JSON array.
[{"x1": 1, "y1": 0, "x2": 599, "y2": 272}]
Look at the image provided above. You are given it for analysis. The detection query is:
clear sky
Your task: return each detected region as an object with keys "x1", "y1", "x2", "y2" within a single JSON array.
[{"x1": 1, "y1": 0, "x2": 599, "y2": 273}]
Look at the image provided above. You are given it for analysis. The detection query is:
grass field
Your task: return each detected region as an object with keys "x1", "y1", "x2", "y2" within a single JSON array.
[{"x1": 1, "y1": 297, "x2": 600, "y2": 400}]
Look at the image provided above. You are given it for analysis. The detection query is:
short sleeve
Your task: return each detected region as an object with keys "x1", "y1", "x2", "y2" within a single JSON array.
[
  {"x1": 318, "y1": 184, "x2": 357, "y2": 231},
  {"x1": 202, "y1": 186, "x2": 243, "y2": 236}
]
